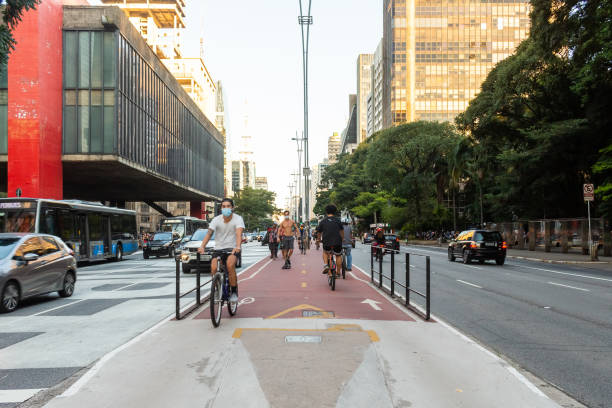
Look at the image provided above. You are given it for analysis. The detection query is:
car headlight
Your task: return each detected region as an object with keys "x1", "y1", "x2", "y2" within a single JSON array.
[{"x1": 181, "y1": 253, "x2": 190, "y2": 261}]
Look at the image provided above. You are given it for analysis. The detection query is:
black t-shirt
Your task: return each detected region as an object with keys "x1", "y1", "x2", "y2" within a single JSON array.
[{"x1": 316, "y1": 216, "x2": 343, "y2": 246}]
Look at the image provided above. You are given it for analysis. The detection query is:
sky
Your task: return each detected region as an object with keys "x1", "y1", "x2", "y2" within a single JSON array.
[{"x1": 183, "y1": 0, "x2": 383, "y2": 207}]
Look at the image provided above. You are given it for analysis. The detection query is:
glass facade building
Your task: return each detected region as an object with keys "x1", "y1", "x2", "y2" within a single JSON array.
[
  {"x1": 383, "y1": 0, "x2": 531, "y2": 125},
  {"x1": 62, "y1": 27, "x2": 223, "y2": 198}
]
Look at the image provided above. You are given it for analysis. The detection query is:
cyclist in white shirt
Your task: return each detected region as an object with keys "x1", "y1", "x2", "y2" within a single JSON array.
[{"x1": 198, "y1": 198, "x2": 244, "y2": 303}]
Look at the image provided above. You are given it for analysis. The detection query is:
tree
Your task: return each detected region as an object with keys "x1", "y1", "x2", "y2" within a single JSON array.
[
  {"x1": 0, "y1": 0, "x2": 41, "y2": 66},
  {"x1": 233, "y1": 188, "x2": 277, "y2": 231}
]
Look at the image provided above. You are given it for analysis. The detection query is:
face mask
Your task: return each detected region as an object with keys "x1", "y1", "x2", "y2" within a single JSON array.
[
  {"x1": 284, "y1": 216, "x2": 289, "y2": 220},
  {"x1": 222, "y1": 208, "x2": 232, "y2": 217}
]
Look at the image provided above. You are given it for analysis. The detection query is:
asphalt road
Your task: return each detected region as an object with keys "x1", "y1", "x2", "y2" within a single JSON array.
[
  {"x1": 350, "y1": 243, "x2": 612, "y2": 408},
  {"x1": 0, "y1": 242, "x2": 269, "y2": 408}
]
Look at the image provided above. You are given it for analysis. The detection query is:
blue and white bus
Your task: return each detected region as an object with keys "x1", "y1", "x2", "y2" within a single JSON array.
[{"x1": 0, "y1": 198, "x2": 138, "y2": 262}]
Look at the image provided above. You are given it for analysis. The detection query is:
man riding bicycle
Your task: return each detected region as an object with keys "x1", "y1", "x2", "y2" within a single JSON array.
[
  {"x1": 198, "y1": 198, "x2": 244, "y2": 303},
  {"x1": 316, "y1": 204, "x2": 344, "y2": 277}
]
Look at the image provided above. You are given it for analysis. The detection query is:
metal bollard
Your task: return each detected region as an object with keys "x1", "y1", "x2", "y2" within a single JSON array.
[
  {"x1": 390, "y1": 251, "x2": 395, "y2": 296},
  {"x1": 405, "y1": 253, "x2": 410, "y2": 306},
  {"x1": 175, "y1": 257, "x2": 180, "y2": 320},
  {"x1": 196, "y1": 253, "x2": 201, "y2": 305},
  {"x1": 378, "y1": 251, "x2": 383, "y2": 288},
  {"x1": 370, "y1": 249, "x2": 374, "y2": 283},
  {"x1": 426, "y1": 256, "x2": 431, "y2": 320}
]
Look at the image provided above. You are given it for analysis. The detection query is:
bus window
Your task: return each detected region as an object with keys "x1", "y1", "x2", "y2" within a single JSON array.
[
  {"x1": 111, "y1": 215, "x2": 122, "y2": 240},
  {"x1": 0, "y1": 201, "x2": 37, "y2": 233},
  {"x1": 89, "y1": 214, "x2": 102, "y2": 241},
  {"x1": 121, "y1": 214, "x2": 136, "y2": 239},
  {"x1": 40, "y1": 208, "x2": 59, "y2": 236},
  {"x1": 58, "y1": 210, "x2": 75, "y2": 242}
]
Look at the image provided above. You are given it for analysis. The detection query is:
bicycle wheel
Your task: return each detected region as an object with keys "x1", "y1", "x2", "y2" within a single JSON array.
[
  {"x1": 330, "y1": 267, "x2": 336, "y2": 291},
  {"x1": 210, "y1": 274, "x2": 223, "y2": 327}
]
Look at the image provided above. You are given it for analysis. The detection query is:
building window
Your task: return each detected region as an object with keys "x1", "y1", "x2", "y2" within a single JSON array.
[{"x1": 63, "y1": 30, "x2": 116, "y2": 155}]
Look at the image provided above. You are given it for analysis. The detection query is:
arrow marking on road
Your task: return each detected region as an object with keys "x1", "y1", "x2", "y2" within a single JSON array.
[{"x1": 361, "y1": 299, "x2": 382, "y2": 311}]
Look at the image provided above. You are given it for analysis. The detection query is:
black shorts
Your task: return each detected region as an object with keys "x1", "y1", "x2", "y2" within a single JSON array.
[{"x1": 323, "y1": 245, "x2": 342, "y2": 255}]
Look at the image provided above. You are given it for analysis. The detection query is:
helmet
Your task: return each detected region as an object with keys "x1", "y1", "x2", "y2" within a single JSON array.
[{"x1": 376, "y1": 228, "x2": 383, "y2": 233}]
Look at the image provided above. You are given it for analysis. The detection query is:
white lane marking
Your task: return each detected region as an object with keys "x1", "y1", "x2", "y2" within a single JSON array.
[
  {"x1": 62, "y1": 250, "x2": 268, "y2": 397},
  {"x1": 0, "y1": 389, "x2": 44, "y2": 403},
  {"x1": 361, "y1": 298, "x2": 382, "y2": 311},
  {"x1": 238, "y1": 297, "x2": 255, "y2": 305},
  {"x1": 461, "y1": 264, "x2": 483, "y2": 270},
  {"x1": 238, "y1": 259, "x2": 273, "y2": 283},
  {"x1": 515, "y1": 264, "x2": 612, "y2": 283},
  {"x1": 456, "y1": 279, "x2": 483, "y2": 289},
  {"x1": 349, "y1": 271, "x2": 369, "y2": 283},
  {"x1": 33, "y1": 299, "x2": 87, "y2": 316},
  {"x1": 547, "y1": 281, "x2": 590, "y2": 292}
]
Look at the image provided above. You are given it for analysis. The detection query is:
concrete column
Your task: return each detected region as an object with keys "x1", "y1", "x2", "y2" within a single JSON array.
[
  {"x1": 7, "y1": 0, "x2": 63, "y2": 199},
  {"x1": 544, "y1": 221, "x2": 551, "y2": 252},
  {"x1": 528, "y1": 222, "x2": 536, "y2": 251},
  {"x1": 561, "y1": 221, "x2": 569, "y2": 253}
]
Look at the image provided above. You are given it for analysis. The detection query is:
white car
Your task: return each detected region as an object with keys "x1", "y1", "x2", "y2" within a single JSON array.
[{"x1": 178, "y1": 229, "x2": 242, "y2": 273}]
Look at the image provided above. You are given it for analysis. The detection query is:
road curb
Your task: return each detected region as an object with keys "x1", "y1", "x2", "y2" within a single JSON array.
[{"x1": 506, "y1": 255, "x2": 609, "y2": 265}]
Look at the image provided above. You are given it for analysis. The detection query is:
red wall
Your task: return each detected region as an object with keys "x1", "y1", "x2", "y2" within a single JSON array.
[
  {"x1": 7, "y1": 0, "x2": 63, "y2": 199},
  {"x1": 190, "y1": 201, "x2": 204, "y2": 219}
]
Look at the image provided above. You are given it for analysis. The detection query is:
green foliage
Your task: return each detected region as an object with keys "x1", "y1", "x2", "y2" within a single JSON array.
[
  {"x1": 233, "y1": 188, "x2": 277, "y2": 231},
  {"x1": 0, "y1": 0, "x2": 41, "y2": 66}
]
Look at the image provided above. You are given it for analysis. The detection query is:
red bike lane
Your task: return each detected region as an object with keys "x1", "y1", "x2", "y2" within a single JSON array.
[{"x1": 195, "y1": 249, "x2": 414, "y2": 322}]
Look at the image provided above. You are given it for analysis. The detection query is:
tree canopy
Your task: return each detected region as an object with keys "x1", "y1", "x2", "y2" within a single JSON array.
[
  {"x1": 0, "y1": 0, "x2": 41, "y2": 66},
  {"x1": 233, "y1": 187, "x2": 277, "y2": 231}
]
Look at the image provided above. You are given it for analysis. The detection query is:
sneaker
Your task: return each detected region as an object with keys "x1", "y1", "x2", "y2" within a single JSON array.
[
  {"x1": 288, "y1": 259, "x2": 291, "y2": 266},
  {"x1": 347, "y1": 268, "x2": 352, "y2": 271},
  {"x1": 322, "y1": 265, "x2": 329, "y2": 274},
  {"x1": 229, "y1": 292, "x2": 238, "y2": 303}
]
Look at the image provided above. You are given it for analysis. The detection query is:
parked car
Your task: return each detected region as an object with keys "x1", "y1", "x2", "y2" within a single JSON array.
[
  {"x1": 384, "y1": 234, "x2": 400, "y2": 253},
  {"x1": 143, "y1": 232, "x2": 180, "y2": 259},
  {"x1": 448, "y1": 229, "x2": 507, "y2": 265},
  {"x1": 179, "y1": 228, "x2": 242, "y2": 273},
  {"x1": 363, "y1": 233, "x2": 374, "y2": 244},
  {"x1": 1, "y1": 233, "x2": 77, "y2": 313}
]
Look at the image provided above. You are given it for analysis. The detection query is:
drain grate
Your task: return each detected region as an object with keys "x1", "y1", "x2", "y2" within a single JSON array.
[
  {"x1": 285, "y1": 335, "x2": 322, "y2": 344},
  {"x1": 302, "y1": 310, "x2": 334, "y2": 318}
]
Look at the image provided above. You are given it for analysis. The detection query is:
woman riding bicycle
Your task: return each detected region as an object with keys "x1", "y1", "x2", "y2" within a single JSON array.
[
  {"x1": 197, "y1": 198, "x2": 244, "y2": 303},
  {"x1": 316, "y1": 204, "x2": 344, "y2": 277}
]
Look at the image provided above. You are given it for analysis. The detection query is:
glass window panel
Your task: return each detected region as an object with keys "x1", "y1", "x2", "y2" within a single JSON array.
[
  {"x1": 78, "y1": 32, "x2": 90, "y2": 88},
  {"x1": 91, "y1": 90, "x2": 102, "y2": 106},
  {"x1": 91, "y1": 32, "x2": 103, "y2": 88},
  {"x1": 104, "y1": 90, "x2": 114, "y2": 106},
  {"x1": 64, "y1": 106, "x2": 77, "y2": 154},
  {"x1": 64, "y1": 32, "x2": 77, "y2": 88},
  {"x1": 0, "y1": 105, "x2": 7, "y2": 154},
  {"x1": 103, "y1": 32, "x2": 116, "y2": 87},
  {"x1": 0, "y1": 89, "x2": 6, "y2": 105},
  {"x1": 91, "y1": 106, "x2": 103, "y2": 153},
  {"x1": 78, "y1": 90, "x2": 89, "y2": 106},
  {"x1": 78, "y1": 105, "x2": 89, "y2": 153},
  {"x1": 64, "y1": 90, "x2": 77, "y2": 105},
  {"x1": 103, "y1": 106, "x2": 114, "y2": 153}
]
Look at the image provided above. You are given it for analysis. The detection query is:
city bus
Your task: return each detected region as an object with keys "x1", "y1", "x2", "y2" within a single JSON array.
[
  {"x1": 0, "y1": 198, "x2": 138, "y2": 262},
  {"x1": 160, "y1": 216, "x2": 208, "y2": 239}
]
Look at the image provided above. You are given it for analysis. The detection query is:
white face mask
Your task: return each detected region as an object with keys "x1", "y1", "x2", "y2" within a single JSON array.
[{"x1": 284, "y1": 216, "x2": 289, "y2": 220}]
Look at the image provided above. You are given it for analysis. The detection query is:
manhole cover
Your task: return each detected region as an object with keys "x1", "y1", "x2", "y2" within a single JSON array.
[
  {"x1": 285, "y1": 335, "x2": 322, "y2": 344},
  {"x1": 302, "y1": 310, "x2": 334, "y2": 317}
]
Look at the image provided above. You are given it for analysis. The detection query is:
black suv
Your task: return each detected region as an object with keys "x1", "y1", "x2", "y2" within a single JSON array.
[
  {"x1": 384, "y1": 234, "x2": 400, "y2": 253},
  {"x1": 448, "y1": 230, "x2": 507, "y2": 265},
  {"x1": 143, "y1": 232, "x2": 180, "y2": 259}
]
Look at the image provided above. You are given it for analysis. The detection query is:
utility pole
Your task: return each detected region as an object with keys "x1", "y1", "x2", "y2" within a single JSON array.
[
  {"x1": 298, "y1": 0, "x2": 313, "y2": 225},
  {"x1": 291, "y1": 132, "x2": 303, "y2": 223}
]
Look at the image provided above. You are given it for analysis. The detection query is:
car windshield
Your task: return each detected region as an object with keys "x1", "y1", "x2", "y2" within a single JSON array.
[
  {"x1": 0, "y1": 238, "x2": 20, "y2": 259},
  {"x1": 474, "y1": 231, "x2": 502, "y2": 241},
  {"x1": 192, "y1": 229, "x2": 212, "y2": 241},
  {"x1": 385, "y1": 235, "x2": 396, "y2": 240},
  {"x1": 153, "y1": 233, "x2": 172, "y2": 241}
]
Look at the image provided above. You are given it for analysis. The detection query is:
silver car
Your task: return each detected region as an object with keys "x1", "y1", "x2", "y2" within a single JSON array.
[{"x1": 0, "y1": 233, "x2": 77, "y2": 313}]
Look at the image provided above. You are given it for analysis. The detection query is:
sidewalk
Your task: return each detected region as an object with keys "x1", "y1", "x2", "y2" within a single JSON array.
[{"x1": 42, "y1": 250, "x2": 564, "y2": 408}]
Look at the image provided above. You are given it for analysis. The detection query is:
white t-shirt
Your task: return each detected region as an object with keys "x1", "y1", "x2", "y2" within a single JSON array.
[{"x1": 208, "y1": 213, "x2": 245, "y2": 250}]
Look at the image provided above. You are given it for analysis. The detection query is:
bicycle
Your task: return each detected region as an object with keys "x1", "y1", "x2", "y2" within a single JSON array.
[
  {"x1": 326, "y1": 250, "x2": 344, "y2": 291},
  {"x1": 209, "y1": 249, "x2": 238, "y2": 327},
  {"x1": 300, "y1": 237, "x2": 307, "y2": 255}
]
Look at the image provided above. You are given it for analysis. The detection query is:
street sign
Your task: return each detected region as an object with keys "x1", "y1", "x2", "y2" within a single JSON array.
[
  {"x1": 15, "y1": 188, "x2": 22, "y2": 197},
  {"x1": 583, "y1": 184, "x2": 594, "y2": 201}
]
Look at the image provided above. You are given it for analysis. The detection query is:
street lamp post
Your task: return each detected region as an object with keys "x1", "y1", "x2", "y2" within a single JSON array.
[
  {"x1": 298, "y1": 0, "x2": 312, "y2": 225},
  {"x1": 292, "y1": 132, "x2": 305, "y2": 223}
]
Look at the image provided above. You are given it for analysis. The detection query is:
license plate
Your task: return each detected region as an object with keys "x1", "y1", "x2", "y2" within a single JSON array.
[
  {"x1": 151, "y1": 246, "x2": 160, "y2": 250},
  {"x1": 485, "y1": 242, "x2": 496, "y2": 247},
  {"x1": 199, "y1": 255, "x2": 212, "y2": 261}
]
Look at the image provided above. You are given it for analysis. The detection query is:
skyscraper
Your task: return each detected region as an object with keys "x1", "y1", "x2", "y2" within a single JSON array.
[
  {"x1": 327, "y1": 132, "x2": 341, "y2": 163},
  {"x1": 367, "y1": 39, "x2": 384, "y2": 138},
  {"x1": 383, "y1": 0, "x2": 531, "y2": 126},
  {"x1": 356, "y1": 54, "x2": 373, "y2": 143}
]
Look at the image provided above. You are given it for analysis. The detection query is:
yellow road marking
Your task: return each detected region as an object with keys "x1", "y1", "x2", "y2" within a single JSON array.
[
  {"x1": 231, "y1": 325, "x2": 379, "y2": 342},
  {"x1": 266, "y1": 304, "x2": 325, "y2": 319},
  {"x1": 301, "y1": 282, "x2": 307, "y2": 288}
]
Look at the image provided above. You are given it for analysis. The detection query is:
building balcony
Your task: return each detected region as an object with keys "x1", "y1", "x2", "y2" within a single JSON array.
[{"x1": 100, "y1": 0, "x2": 186, "y2": 28}]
